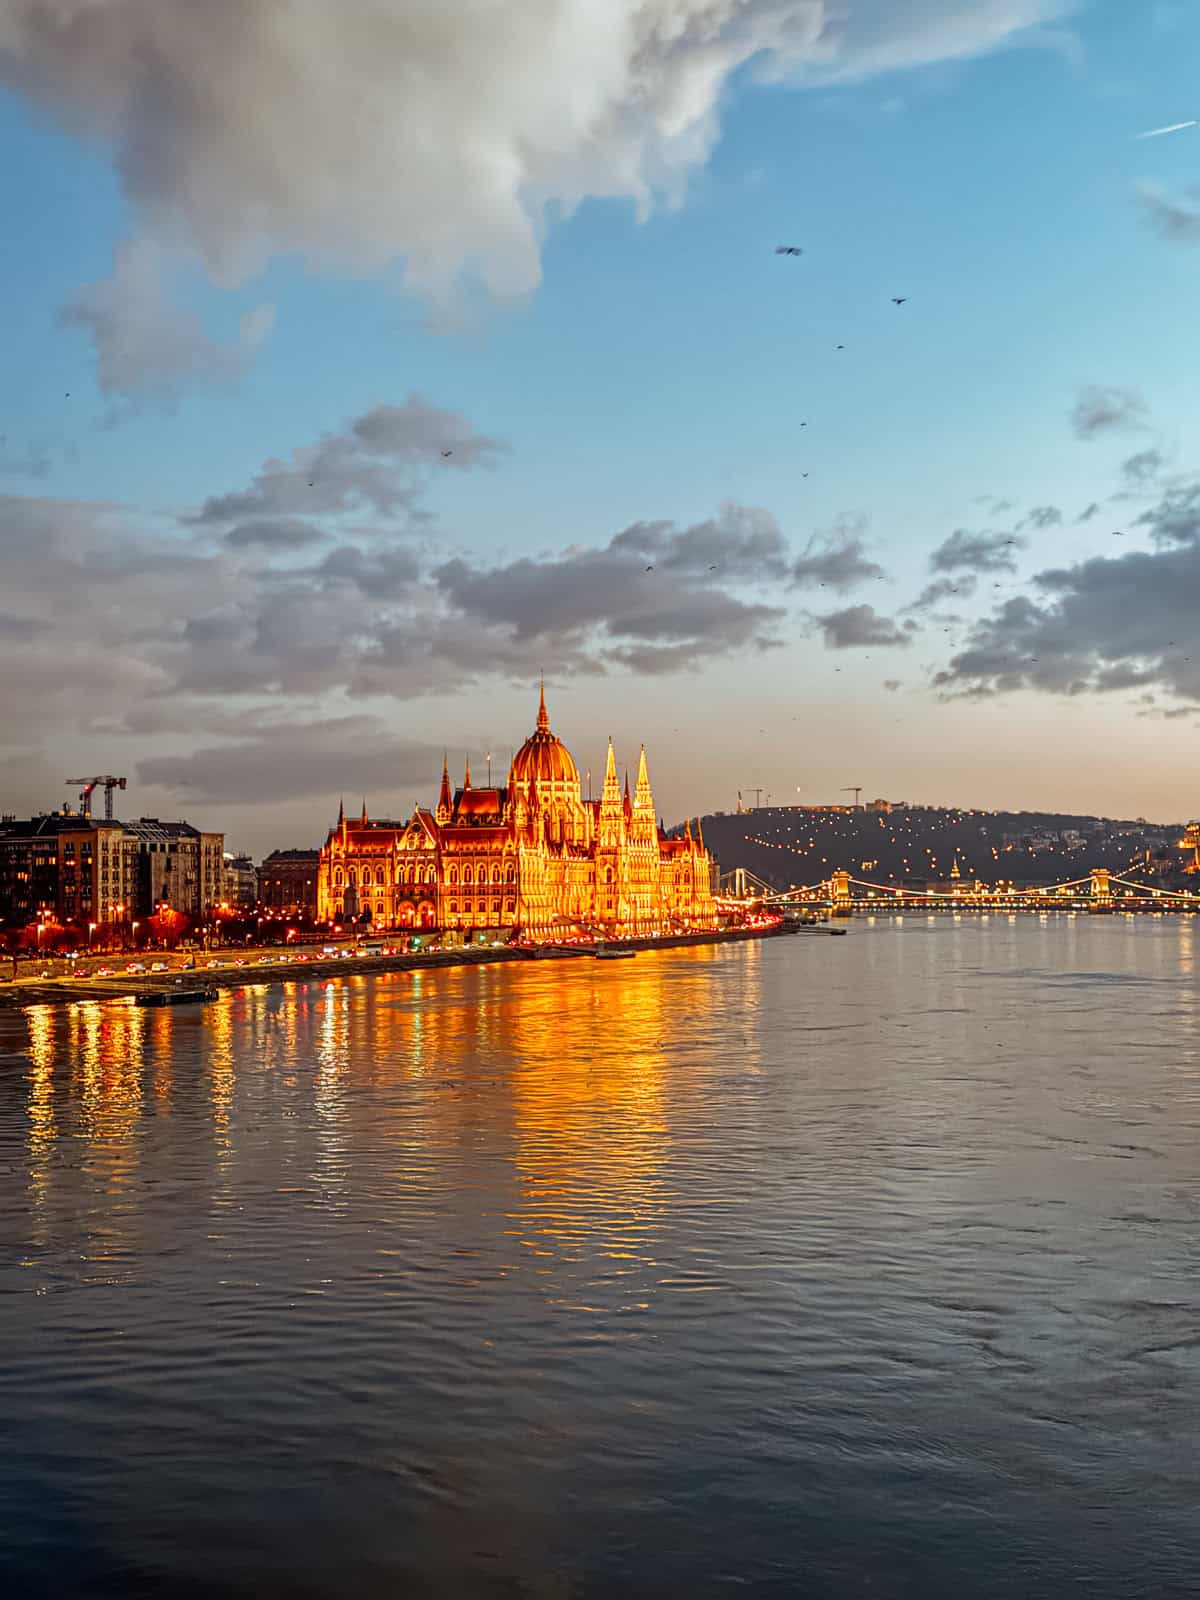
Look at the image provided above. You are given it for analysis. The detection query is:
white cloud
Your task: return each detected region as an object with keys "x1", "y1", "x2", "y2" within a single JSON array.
[{"x1": 2, "y1": 0, "x2": 1074, "y2": 307}]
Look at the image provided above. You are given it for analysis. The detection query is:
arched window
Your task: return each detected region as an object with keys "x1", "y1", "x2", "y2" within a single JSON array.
[
  {"x1": 605, "y1": 867, "x2": 613, "y2": 884},
  {"x1": 464, "y1": 866, "x2": 473, "y2": 884},
  {"x1": 492, "y1": 866, "x2": 500, "y2": 884},
  {"x1": 449, "y1": 901, "x2": 457, "y2": 914},
  {"x1": 348, "y1": 868, "x2": 357, "y2": 887},
  {"x1": 506, "y1": 866, "x2": 515, "y2": 884},
  {"x1": 506, "y1": 899, "x2": 515, "y2": 913},
  {"x1": 334, "y1": 869, "x2": 343, "y2": 886},
  {"x1": 449, "y1": 867, "x2": 458, "y2": 884}
]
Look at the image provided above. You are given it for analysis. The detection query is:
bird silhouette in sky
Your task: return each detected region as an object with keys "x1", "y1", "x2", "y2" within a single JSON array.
[
  {"x1": 645, "y1": 564, "x2": 654, "y2": 572},
  {"x1": 801, "y1": 472, "x2": 809, "y2": 479},
  {"x1": 836, "y1": 344, "x2": 845, "y2": 350},
  {"x1": 709, "y1": 564, "x2": 719, "y2": 570},
  {"x1": 892, "y1": 297, "x2": 908, "y2": 306},
  {"x1": 441, "y1": 448, "x2": 453, "y2": 457},
  {"x1": 1112, "y1": 530, "x2": 1124, "y2": 536},
  {"x1": 775, "y1": 246, "x2": 803, "y2": 256}
]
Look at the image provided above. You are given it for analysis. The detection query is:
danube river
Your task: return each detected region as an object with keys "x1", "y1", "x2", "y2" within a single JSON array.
[{"x1": 3, "y1": 918, "x2": 1200, "y2": 1597}]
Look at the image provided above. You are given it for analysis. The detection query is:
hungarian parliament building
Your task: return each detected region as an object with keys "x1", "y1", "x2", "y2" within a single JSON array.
[{"x1": 317, "y1": 690, "x2": 718, "y2": 937}]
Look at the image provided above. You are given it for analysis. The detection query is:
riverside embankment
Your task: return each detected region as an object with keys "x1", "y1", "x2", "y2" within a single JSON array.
[{"x1": 0, "y1": 921, "x2": 805, "y2": 1011}]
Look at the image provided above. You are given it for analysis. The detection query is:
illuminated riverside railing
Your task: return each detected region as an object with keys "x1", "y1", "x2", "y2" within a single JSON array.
[{"x1": 715, "y1": 865, "x2": 1200, "y2": 914}]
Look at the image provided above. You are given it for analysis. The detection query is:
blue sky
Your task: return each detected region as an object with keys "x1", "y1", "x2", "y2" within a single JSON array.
[{"x1": 2, "y1": 0, "x2": 1199, "y2": 852}]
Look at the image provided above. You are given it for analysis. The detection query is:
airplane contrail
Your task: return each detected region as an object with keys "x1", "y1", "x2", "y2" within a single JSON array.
[{"x1": 1137, "y1": 120, "x2": 1199, "y2": 139}]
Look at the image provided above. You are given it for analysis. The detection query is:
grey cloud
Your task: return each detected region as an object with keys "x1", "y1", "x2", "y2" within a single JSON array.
[
  {"x1": 1123, "y1": 449, "x2": 1164, "y2": 485},
  {"x1": 1070, "y1": 385, "x2": 1148, "y2": 438},
  {"x1": 935, "y1": 543, "x2": 1200, "y2": 701},
  {"x1": 434, "y1": 504, "x2": 790, "y2": 668},
  {"x1": 1135, "y1": 479, "x2": 1200, "y2": 545},
  {"x1": 57, "y1": 238, "x2": 273, "y2": 401},
  {"x1": 310, "y1": 544, "x2": 422, "y2": 597},
  {"x1": 883, "y1": 678, "x2": 902, "y2": 691},
  {"x1": 813, "y1": 605, "x2": 914, "y2": 650},
  {"x1": 195, "y1": 395, "x2": 501, "y2": 524},
  {"x1": 1019, "y1": 505, "x2": 1062, "y2": 530},
  {"x1": 930, "y1": 529, "x2": 1025, "y2": 574},
  {"x1": 224, "y1": 517, "x2": 325, "y2": 550},
  {"x1": 790, "y1": 518, "x2": 886, "y2": 590},
  {"x1": 137, "y1": 717, "x2": 444, "y2": 806},
  {"x1": 1077, "y1": 502, "x2": 1101, "y2": 523},
  {"x1": 1135, "y1": 180, "x2": 1200, "y2": 245},
  {"x1": 1, "y1": 0, "x2": 1071, "y2": 325},
  {"x1": 905, "y1": 575, "x2": 979, "y2": 612}
]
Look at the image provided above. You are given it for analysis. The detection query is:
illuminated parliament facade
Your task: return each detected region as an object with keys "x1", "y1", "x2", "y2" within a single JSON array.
[{"x1": 317, "y1": 690, "x2": 716, "y2": 937}]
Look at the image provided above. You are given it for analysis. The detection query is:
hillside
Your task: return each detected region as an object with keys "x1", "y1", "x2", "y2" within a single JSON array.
[{"x1": 694, "y1": 807, "x2": 1191, "y2": 892}]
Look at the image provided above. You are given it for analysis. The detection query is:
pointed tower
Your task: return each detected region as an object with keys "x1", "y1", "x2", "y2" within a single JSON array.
[
  {"x1": 623, "y1": 769, "x2": 633, "y2": 822},
  {"x1": 436, "y1": 754, "x2": 452, "y2": 824},
  {"x1": 537, "y1": 677, "x2": 550, "y2": 733},
  {"x1": 631, "y1": 745, "x2": 657, "y2": 844},
  {"x1": 463, "y1": 754, "x2": 472, "y2": 790},
  {"x1": 336, "y1": 796, "x2": 345, "y2": 828},
  {"x1": 598, "y1": 737, "x2": 624, "y2": 851},
  {"x1": 360, "y1": 797, "x2": 368, "y2": 825}
]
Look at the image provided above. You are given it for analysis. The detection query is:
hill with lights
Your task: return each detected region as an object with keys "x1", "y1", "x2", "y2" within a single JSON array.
[{"x1": 694, "y1": 806, "x2": 1192, "y2": 892}]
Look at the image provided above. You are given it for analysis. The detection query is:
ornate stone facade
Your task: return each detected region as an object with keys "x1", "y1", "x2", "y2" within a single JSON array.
[{"x1": 316, "y1": 690, "x2": 716, "y2": 938}]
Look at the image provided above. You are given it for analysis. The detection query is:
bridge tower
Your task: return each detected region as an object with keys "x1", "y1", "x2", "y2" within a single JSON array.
[
  {"x1": 1090, "y1": 867, "x2": 1112, "y2": 904},
  {"x1": 830, "y1": 869, "x2": 851, "y2": 905}
]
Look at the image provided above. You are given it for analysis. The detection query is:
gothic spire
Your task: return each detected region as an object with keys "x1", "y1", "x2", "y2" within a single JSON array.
[
  {"x1": 360, "y1": 797, "x2": 368, "y2": 824},
  {"x1": 537, "y1": 676, "x2": 550, "y2": 732},
  {"x1": 464, "y1": 753, "x2": 472, "y2": 789},
  {"x1": 437, "y1": 753, "x2": 452, "y2": 819},
  {"x1": 336, "y1": 795, "x2": 344, "y2": 827}
]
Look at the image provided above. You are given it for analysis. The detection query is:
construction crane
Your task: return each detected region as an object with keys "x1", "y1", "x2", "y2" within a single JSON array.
[
  {"x1": 66, "y1": 775, "x2": 127, "y2": 820},
  {"x1": 741, "y1": 787, "x2": 765, "y2": 810},
  {"x1": 842, "y1": 786, "x2": 863, "y2": 809}
]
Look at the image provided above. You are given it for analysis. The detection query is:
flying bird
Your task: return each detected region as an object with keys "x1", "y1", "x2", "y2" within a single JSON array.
[
  {"x1": 836, "y1": 344, "x2": 845, "y2": 350},
  {"x1": 645, "y1": 564, "x2": 655, "y2": 572},
  {"x1": 1112, "y1": 531, "x2": 1124, "y2": 537},
  {"x1": 441, "y1": 448, "x2": 453, "y2": 457},
  {"x1": 891, "y1": 297, "x2": 908, "y2": 305},
  {"x1": 1138, "y1": 120, "x2": 1198, "y2": 139},
  {"x1": 775, "y1": 246, "x2": 804, "y2": 256},
  {"x1": 801, "y1": 472, "x2": 809, "y2": 479}
]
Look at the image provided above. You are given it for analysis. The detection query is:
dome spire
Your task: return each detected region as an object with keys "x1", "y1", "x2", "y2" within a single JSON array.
[
  {"x1": 464, "y1": 753, "x2": 472, "y2": 789},
  {"x1": 537, "y1": 674, "x2": 550, "y2": 732}
]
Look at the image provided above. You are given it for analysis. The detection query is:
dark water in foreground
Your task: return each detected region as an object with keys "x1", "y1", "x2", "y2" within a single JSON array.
[{"x1": 3, "y1": 917, "x2": 1200, "y2": 1598}]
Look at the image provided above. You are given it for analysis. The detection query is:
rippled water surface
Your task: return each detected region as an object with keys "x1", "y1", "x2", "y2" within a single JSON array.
[{"x1": 4, "y1": 918, "x2": 1200, "y2": 1597}]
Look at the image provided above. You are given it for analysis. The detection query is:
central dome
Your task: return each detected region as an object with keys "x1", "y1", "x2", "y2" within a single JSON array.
[{"x1": 510, "y1": 687, "x2": 580, "y2": 788}]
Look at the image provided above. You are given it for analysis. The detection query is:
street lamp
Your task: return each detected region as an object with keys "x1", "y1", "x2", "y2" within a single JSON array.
[{"x1": 88, "y1": 922, "x2": 97, "y2": 950}]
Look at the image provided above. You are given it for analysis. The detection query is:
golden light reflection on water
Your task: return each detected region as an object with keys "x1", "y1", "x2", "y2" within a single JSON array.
[{"x1": 25, "y1": 1006, "x2": 57, "y2": 1218}]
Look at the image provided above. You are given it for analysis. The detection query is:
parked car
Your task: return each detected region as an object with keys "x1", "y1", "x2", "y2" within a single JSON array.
[
  {"x1": 126, "y1": 962, "x2": 146, "y2": 974},
  {"x1": 150, "y1": 961, "x2": 169, "y2": 973}
]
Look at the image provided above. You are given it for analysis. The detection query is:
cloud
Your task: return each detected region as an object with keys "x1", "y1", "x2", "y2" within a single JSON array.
[
  {"x1": 1123, "y1": 448, "x2": 1164, "y2": 486},
  {"x1": 433, "y1": 502, "x2": 789, "y2": 670},
  {"x1": 57, "y1": 238, "x2": 275, "y2": 400},
  {"x1": 1, "y1": 0, "x2": 1073, "y2": 320},
  {"x1": 883, "y1": 678, "x2": 902, "y2": 691},
  {"x1": 905, "y1": 575, "x2": 979, "y2": 612},
  {"x1": 223, "y1": 517, "x2": 325, "y2": 551},
  {"x1": 1018, "y1": 504, "x2": 1062, "y2": 530},
  {"x1": 934, "y1": 535, "x2": 1200, "y2": 702},
  {"x1": 137, "y1": 717, "x2": 444, "y2": 806},
  {"x1": 790, "y1": 516, "x2": 886, "y2": 589},
  {"x1": 1077, "y1": 502, "x2": 1101, "y2": 523},
  {"x1": 930, "y1": 529, "x2": 1025, "y2": 573},
  {"x1": 194, "y1": 395, "x2": 502, "y2": 524},
  {"x1": 1135, "y1": 478, "x2": 1200, "y2": 545},
  {"x1": 1070, "y1": 385, "x2": 1149, "y2": 438},
  {"x1": 1135, "y1": 179, "x2": 1200, "y2": 245},
  {"x1": 812, "y1": 604, "x2": 914, "y2": 649}
]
